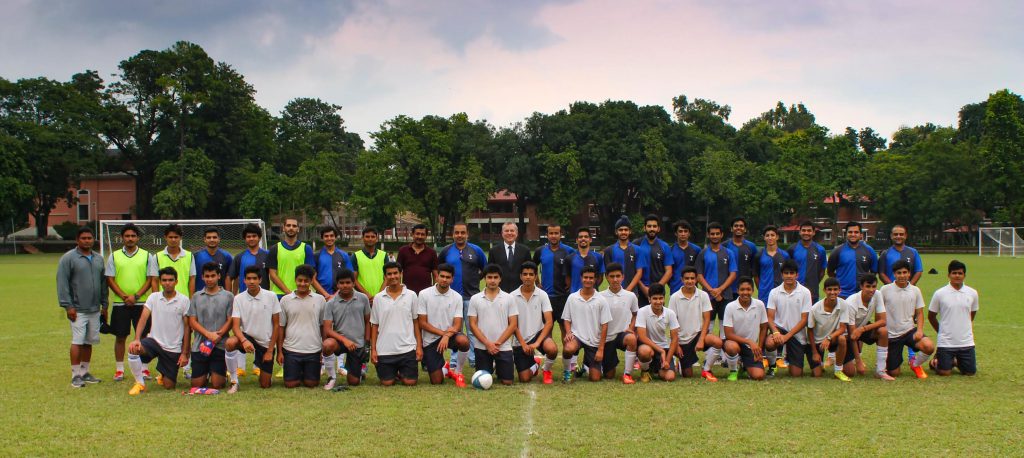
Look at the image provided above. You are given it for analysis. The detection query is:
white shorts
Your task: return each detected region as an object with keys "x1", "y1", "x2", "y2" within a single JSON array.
[{"x1": 70, "y1": 311, "x2": 101, "y2": 345}]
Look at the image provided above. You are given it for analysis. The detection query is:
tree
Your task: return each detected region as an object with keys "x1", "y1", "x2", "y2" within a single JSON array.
[
  {"x1": 291, "y1": 151, "x2": 355, "y2": 231},
  {"x1": 349, "y1": 149, "x2": 410, "y2": 233},
  {"x1": 671, "y1": 95, "x2": 736, "y2": 138},
  {"x1": 979, "y1": 89, "x2": 1024, "y2": 224},
  {"x1": 0, "y1": 132, "x2": 34, "y2": 234},
  {"x1": 231, "y1": 162, "x2": 289, "y2": 224},
  {"x1": 689, "y1": 148, "x2": 751, "y2": 225},
  {"x1": 152, "y1": 148, "x2": 216, "y2": 218},
  {"x1": 858, "y1": 127, "x2": 887, "y2": 155}
]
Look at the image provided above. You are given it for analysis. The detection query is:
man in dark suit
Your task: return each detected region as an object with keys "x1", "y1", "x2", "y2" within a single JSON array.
[{"x1": 488, "y1": 222, "x2": 531, "y2": 292}]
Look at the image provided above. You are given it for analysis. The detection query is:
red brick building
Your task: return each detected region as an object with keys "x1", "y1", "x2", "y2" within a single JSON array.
[{"x1": 29, "y1": 173, "x2": 136, "y2": 228}]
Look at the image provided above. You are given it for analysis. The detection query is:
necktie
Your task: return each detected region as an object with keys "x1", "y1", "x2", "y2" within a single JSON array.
[{"x1": 508, "y1": 245, "x2": 514, "y2": 266}]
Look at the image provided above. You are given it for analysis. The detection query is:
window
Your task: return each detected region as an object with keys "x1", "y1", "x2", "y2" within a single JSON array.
[
  {"x1": 823, "y1": 231, "x2": 832, "y2": 242},
  {"x1": 77, "y1": 189, "x2": 90, "y2": 222},
  {"x1": 860, "y1": 207, "x2": 868, "y2": 220}
]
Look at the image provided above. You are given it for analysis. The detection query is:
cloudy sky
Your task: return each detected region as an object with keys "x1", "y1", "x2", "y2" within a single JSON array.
[{"x1": 2, "y1": 0, "x2": 1021, "y2": 141}]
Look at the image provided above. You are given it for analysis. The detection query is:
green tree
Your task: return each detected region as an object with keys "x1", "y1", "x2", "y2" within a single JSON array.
[
  {"x1": 275, "y1": 97, "x2": 363, "y2": 175},
  {"x1": 0, "y1": 132, "x2": 34, "y2": 234},
  {"x1": 292, "y1": 151, "x2": 355, "y2": 231},
  {"x1": 979, "y1": 89, "x2": 1024, "y2": 224},
  {"x1": 349, "y1": 149, "x2": 409, "y2": 233},
  {"x1": 231, "y1": 162, "x2": 288, "y2": 224},
  {"x1": 152, "y1": 148, "x2": 216, "y2": 218}
]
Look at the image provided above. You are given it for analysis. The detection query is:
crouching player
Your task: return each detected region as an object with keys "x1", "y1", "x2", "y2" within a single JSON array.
[
  {"x1": 277, "y1": 265, "x2": 326, "y2": 388},
  {"x1": 322, "y1": 269, "x2": 371, "y2": 389},
  {"x1": 668, "y1": 266, "x2": 720, "y2": 381},
  {"x1": 469, "y1": 264, "x2": 518, "y2": 386},
  {"x1": 635, "y1": 284, "x2": 679, "y2": 382},
  {"x1": 417, "y1": 264, "x2": 470, "y2": 387},
  {"x1": 511, "y1": 262, "x2": 559, "y2": 384},
  {"x1": 765, "y1": 260, "x2": 812, "y2": 378},
  {"x1": 561, "y1": 266, "x2": 612, "y2": 383},
  {"x1": 927, "y1": 260, "x2": 978, "y2": 376},
  {"x1": 722, "y1": 277, "x2": 768, "y2": 381},
  {"x1": 127, "y1": 267, "x2": 190, "y2": 394},
  {"x1": 599, "y1": 263, "x2": 639, "y2": 384},
  {"x1": 187, "y1": 262, "x2": 234, "y2": 390},
  {"x1": 881, "y1": 260, "x2": 935, "y2": 379},
  {"x1": 225, "y1": 265, "x2": 280, "y2": 392},
  {"x1": 807, "y1": 278, "x2": 854, "y2": 381},
  {"x1": 846, "y1": 274, "x2": 893, "y2": 380},
  {"x1": 370, "y1": 262, "x2": 423, "y2": 386}
]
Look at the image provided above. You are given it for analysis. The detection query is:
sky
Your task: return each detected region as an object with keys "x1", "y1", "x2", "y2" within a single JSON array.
[{"x1": 2, "y1": 0, "x2": 1022, "y2": 142}]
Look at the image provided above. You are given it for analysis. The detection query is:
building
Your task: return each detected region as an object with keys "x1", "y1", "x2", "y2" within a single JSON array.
[
  {"x1": 779, "y1": 193, "x2": 881, "y2": 245},
  {"x1": 28, "y1": 173, "x2": 136, "y2": 229}
]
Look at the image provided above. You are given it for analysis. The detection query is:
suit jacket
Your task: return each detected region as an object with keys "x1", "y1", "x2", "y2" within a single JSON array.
[{"x1": 488, "y1": 242, "x2": 532, "y2": 292}]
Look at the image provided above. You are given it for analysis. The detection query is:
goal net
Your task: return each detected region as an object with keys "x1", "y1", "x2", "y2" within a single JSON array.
[
  {"x1": 979, "y1": 227, "x2": 1024, "y2": 257},
  {"x1": 99, "y1": 219, "x2": 269, "y2": 259}
]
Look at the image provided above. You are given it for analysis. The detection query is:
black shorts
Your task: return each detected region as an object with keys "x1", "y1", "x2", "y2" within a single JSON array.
[
  {"x1": 887, "y1": 328, "x2": 923, "y2": 371},
  {"x1": 710, "y1": 298, "x2": 727, "y2": 323},
  {"x1": 677, "y1": 335, "x2": 701, "y2": 368},
  {"x1": 774, "y1": 327, "x2": 810, "y2": 369},
  {"x1": 283, "y1": 350, "x2": 321, "y2": 382},
  {"x1": 551, "y1": 296, "x2": 568, "y2": 324},
  {"x1": 243, "y1": 333, "x2": 274, "y2": 373},
  {"x1": 110, "y1": 305, "x2": 149, "y2": 338},
  {"x1": 512, "y1": 334, "x2": 549, "y2": 373},
  {"x1": 190, "y1": 347, "x2": 226, "y2": 378},
  {"x1": 937, "y1": 346, "x2": 976, "y2": 374},
  {"x1": 809, "y1": 339, "x2": 855, "y2": 368},
  {"x1": 580, "y1": 340, "x2": 618, "y2": 374},
  {"x1": 376, "y1": 350, "x2": 418, "y2": 382},
  {"x1": 139, "y1": 337, "x2": 180, "y2": 383},
  {"x1": 474, "y1": 349, "x2": 514, "y2": 382},
  {"x1": 334, "y1": 347, "x2": 366, "y2": 375},
  {"x1": 735, "y1": 344, "x2": 761, "y2": 369},
  {"x1": 857, "y1": 324, "x2": 879, "y2": 345},
  {"x1": 422, "y1": 338, "x2": 452, "y2": 373},
  {"x1": 648, "y1": 347, "x2": 674, "y2": 375},
  {"x1": 612, "y1": 331, "x2": 632, "y2": 351}
]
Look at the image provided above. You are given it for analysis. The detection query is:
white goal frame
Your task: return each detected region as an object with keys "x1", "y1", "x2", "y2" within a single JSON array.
[
  {"x1": 99, "y1": 219, "x2": 269, "y2": 259},
  {"x1": 978, "y1": 226, "x2": 1023, "y2": 257}
]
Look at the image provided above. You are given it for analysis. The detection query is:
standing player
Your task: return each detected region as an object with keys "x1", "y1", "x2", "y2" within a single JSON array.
[
  {"x1": 846, "y1": 274, "x2": 893, "y2": 380},
  {"x1": 104, "y1": 223, "x2": 155, "y2": 382},
  {"x1": 927, "y1": 260, "x2": 979, "y2": 376},
  {"x1": 353, "y1": 227, "x2": 388, "y2": 302},
  {"x1": 193, "y1": 226, "x2": 233, "y2": 291},
  {"x1": 878, "y1": 225, "x2": 924, "y2": 286},
  {"x1": 126, "y1": 267, "x2": 190, "y2": 394},
  {"x1": 806, "y1": 278, "x2": 854, "y2": 381},
  {"x1": 225, "y1": 265, "x2": 280, "y2": 392},
  {"x1": 276, "y1": 265, "x2": 326, "y2": 388},
  {"x1": 397, "y1": 224, "x2": 438, "y2": 294},
  {"x1": 151, "y1": 224, "x2": 195, "y2": 298},
  {"x1": 881, "y1": 260, "x2": 935, "y2": 379},
  {"x1": 755, "y1": 225, "x2": 790, "y2": 302},
  {"x1": 599, "y1": 263, "x2": 639, "y2": 384},
  {"x1": 668, "y1": 220, "x2": 702, "y2": 294},
  {"x1": 313, "y1": 226, "x2": 353, "y2": 299},
  {"x1": 788, "y1": 221, "x2": 828, "y2": 303},
  {"x1": 534, "y1": 224, "x2": 575, "y2": 356},
  {"x1": 721, "y1": 277, "x2": 768, "y2": 382},
  {"x1": 726, "y1": 217, "x2": 759, "y2": 296},
  {"x1": 827, "y1": 221, "x2": 878, "y2": 299},
  {"x1": 321, "y1": 269, "x2": 371, "y2": 389},
  {"x1": 268, "y1": 217, "x2": 315, "y2": 297},
  {"x1": 439, "y1": 222, "x2": 487, "y2": 369},
  {"x1": 560, "y1": 266, "x2": 612, "y2": 383},
  {"x1": 370, "y1": 262, "x2": 423, "y2": 386},
  {"x1": 468, "y1": 264, "x2": 518, "y2": 386},
  {"x1": 764, "y1": 260, "x2": 813, "y2": 377},
  {"x1": 57, "y1": 226, "x2": 108, "y2": 387},
  {"x1": 568, "y1": 227, "x2": 604, "y2": 293},
  {"x1": 416, "y1": 264, "x2": 470, "y2": 387},
  {"x1": 635, "y1": 284, "x2": 679, "y2": 382},
  {"x1": 667, "y1": 266, "x2": 719, "y2": 381},
  {"x1": 187, "y1": 262, "x2": 234, "y2": 389},
  {"x1": 602, "y1": 216, "x2": 645, "y2": 297},
  {"x1": 695, "y1": 222, "x2": 738, "y2": 334},
  {"x1": 511, "y1": 262, "x2": 559, "y2": 384},
  {"x1": 488, "y1": 222, "x2": 531, "y2": 293},
  {"x1": 225, "y1": 223, "x2": 268, "y2": 377},
  {"x1": 634, "y1": 214, "x2": 674, "y2": 306}
]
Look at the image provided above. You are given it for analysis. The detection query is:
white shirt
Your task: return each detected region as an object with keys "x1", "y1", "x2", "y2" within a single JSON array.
[
  {"x1": 667, "y1": 288, "x2": 712, "y2": 343},
  {"x1": 468, "y1": 290, "x2": 518, "y2": 351},
  {"x1": 370, "y1": 287, "x2": 419, "y2": 356},
  {"x1": 807, "y1": 299, "x2": 854, "y2": 343},
  {"x1": 562, "y1": 291, "x2": 612, "y2": 348},
  {"x1": 600, "y1": 288, "x2": 639, "y2": 341},
  {"x1": 635, "y1": 305, "x2": 680, "y2": 349},
  {"x1": 511, "y1": 286, "x2": 552, "y2": 346},
  {"x1": 416, "y1": 286, "x2": 463, "y2": 346},
  {"x1": 279, "y1": 292, "x2": 326, "y2": 354},
  {"x1": 144, "y1": 291, "x2": 190, "y2": 353},
  {"x1": 767, "y1": 283, "x2": 813, "y2": 345},
  {"x1": 231, "y1": 288, "x2": 281, "y2": 348},
  {"x1": 880, "y1": 283, "x2": 926, "y2": 338},
  {"x1": 928, "y1": 283, "x2": 979, "y2": 348},
  {"x1": 723, "y1": 299, "x2": 768, "y2": 343},
  {"x1": 846, "y1": 290, "x2": 885, "y2": 328}
]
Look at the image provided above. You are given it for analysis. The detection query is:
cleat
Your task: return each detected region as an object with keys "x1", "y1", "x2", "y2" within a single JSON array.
[
  {"x1": 113, "y1": 370, "x2": 125, "y2": 382},
  {"x1": 875, "y1": 371, "x2": 896, "y2": 381},
  {"x1": 562, "y1": 370, "x2": 573, "y2": 384},
  {"x1": 252, "y1": 367, "x2": 261, "y2": 377},
  {"x1": 323, "y1": 377, "x2": 337, "y2": 391},
  {"x1": 912, "y1": 366, "x2": 928, "y2": 379},
  {"x1": 701, "y1": 370, "x2": 718, "y2": 382},
  {"x1": 274, "y1": 369, "x2": 284, "y2": 379},
  {"x1": 128, "y1": 382, "x2": 146, "y2": 395},
  {"x1": 639, "y1": 371, "x2": 652, "y2": 383},
  {"x1": 542, "y1": 370, "x2": 553, "y2": 385},
  {"x1": 142, "y1": 369, "x2": 151, "y2": 380},
  {"x1": 622, "y1": 373, "x2": 635, "y2": 384},
  {"x1": 454, "y1": 373, "x2": 466, "y2": 388},
  {"x1": 727, "y1": 370, "x2": 739, "y2": 382},
  {"x1": 237, "y1": 368, "x2": 246, "y2": 377},
  {"x1": 156, "y1": 374, "x2": 163, "y2": 386},
  {"x1": 574, "y1": 365, "x2": 586, "y2": 378},
  {"x1": 776, "y1": 358, "x2": 788, "y2": 369},
  {"x1": 183, "y1": 367, "x2": 191, "y2": 379},
  {"x1": 81, "y1": 373, "x2": 102, "y2": 384},
  {"x1": 227, "y1": 382, "x2": 239, "y2": 394},
  {"x1": 834, "y1": 371, "x2": 851, "y2": 382},
  {"x1": 766, "y1": 366, "x2": 776, "y2": 378},
  {"x1": 444, "y1": 361, "x2": 455, "y2": 379},
  {"x1": 762, "y1": 358, "x2": 769, "y2": 369},
  {"x1": 71, "y1": 375, "x2": 85, "y2": 388},
  {"x1": 186, "y1": 387, "x2": 220, "y2": 395}
]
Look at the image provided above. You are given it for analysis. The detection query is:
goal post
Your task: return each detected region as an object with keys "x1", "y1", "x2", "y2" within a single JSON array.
[
  {"x1": 978, "y1": 226, "x2": 1023, "y2": 257},
  {"x1": 99, "y1": 219, "x2": 269, "y2": 259}
]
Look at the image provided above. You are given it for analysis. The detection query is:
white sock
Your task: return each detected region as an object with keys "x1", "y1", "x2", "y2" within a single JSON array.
[
  {"x1": 71, "y1": 364, "x2": 81, "y2": 377},
  {"x1": 543, "y1": 357, "x2": 555, "y2": 372},
  {"x1": 639, "y1": 359, "x2": 650, "y2": 371},
  {"x1": 765, "y1": 350, "x2": 777, "y2": 366},
  {"x1": 324, "y1": 355, "x2": 337, "y2": 380},
  {"x1": 236, "y1": 351, "x2": 246, "y2": 370},
  {"x1": 727, "y1": 354, "x2": 739, "y2": 372},
  {"x1": 226, "y1": 350, "x2": 240, "y2": 383},
  {"x1": 827, "y1": 352, "x2": 835, "y2": 361},
  {"x1": 456, "y1": 350, "x2": 468, "y2": 373},
  {"x1": 339, "y1": 354, "x2": 346, "y2": 370},
  {"x1": 570, "y1": 355, "x2": 578, "y2": 370},
  {"x1": 834, "y1": 359, "x2": 843, "y2": 373},
  {"x1": 530, "y1": 363, "x2": 539, "y2": 375},
  {"x1": 80, "y1": 361, "x2": 90, "y2": 374},
  {"x1": 116, "y1": 361, "x2": 125, "y2": 372},
  {"x1": 128, "y1": 355, "x2": 145, "y2": 384},
  {"x1": 624, "y1": 351, "x2": 637, "y2": 375},
  {"x1": 703, "y1": 348, "x2": 719, "y2": 372},
  {"x1": 876, "y1": 347, "x2": 887, "y2": 374},
  {"x1": 912, "y1": 349, "x2": 931, "y2": 368}
]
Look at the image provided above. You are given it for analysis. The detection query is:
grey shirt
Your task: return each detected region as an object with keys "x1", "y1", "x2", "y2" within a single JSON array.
[
  {"x1": 56, "y1": 248, "x2": 108, "y2": 313},
  {"x1": 322, "y1": 291, "x2": 371, "y2": 348},
  {"x1": 188, "y1": 288, "x2": 234, "y2": 351}
]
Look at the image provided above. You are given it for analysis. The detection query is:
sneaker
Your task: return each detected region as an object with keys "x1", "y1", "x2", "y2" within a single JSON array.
[
  {"x1": 454, "y1": 373, "x2": 466, "y2": 388},
  {"x1": 444, "y1": 361, "x2": 455, "y2": 379},
  {"x1": 912, "y1": 365, "x2": 928, "y2": 379},
  {"x1": 776, "y1": 358, "x2": 788, "y2": 369},
  {"x1": 183, "y1": 367, "x2": 192, "y2": 379},
  {"x1": 727, "y1": 370, "x2": 739, "y2": 382},
  {"x1": 639, "y1": 371, "x2": 652, "y2": 383},
  {"x1": 142, "y1": 369, "x2": 151, "y2": 380},
  {"x1": 323, "y1": 378, "x2": 337, "y2": 391},
  {"x1": 622, "y1": 373, "x2": 635, "y2": 385},
  {"x1": 113, "y1": 371, "x2": 125, "y2": 382},
  {"x1": 762, "y1": 358, "x2": 769, "y2": 369},
  {"x1": 542, "y1": 370, "x2": 553, "y2": 385},
  {"x1": 562, "y1": 370, "x2": 572, "y2": 384},
  {"x1": 71, "y1": 375, "x2": 86, "y2": 388},
  {"x1": 156, "y1": 374, "x2": 163, "y2": 386},
  {"x1": 187, "y1": 387, "x2": 220, "y2": 395},
  {"x1": 128, "y1": 382, "x2": 146, "y2": 395},
  {"x1": 81, "y1": 373, "x2": 101, "y2": 384},
  {"x1": 574, "y1": 365, "x2": 586, "y2": 378},
  {"x1": 701, "y1": 370, "x2": 718, "y2": 382},
  {"x1": 274, "y1": 369, "x2": 284, "y2": 378},
  {"x1": 237, "y1": 368, "x2": 246, "y2": 377},
  {"x1": 834, "y1": 371, "x2": 851, "y2": 382},
  {"x1": 875, "y1": 371, "x2": 896, "y2": 381},
  {"x1": 252, "y1": 367, "x2": 261, "y2": 377},
  {"x1": 766, "y1": 366, "x2": 776, "y2": 378},
  {"x1": 227, "y1": 382, "x2": 239, "y2": 394}
]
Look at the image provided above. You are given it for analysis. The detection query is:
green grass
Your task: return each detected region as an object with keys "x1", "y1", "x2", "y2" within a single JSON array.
[{"x1": 2, "y1": 253, "x2": 1023, "y2": 456}]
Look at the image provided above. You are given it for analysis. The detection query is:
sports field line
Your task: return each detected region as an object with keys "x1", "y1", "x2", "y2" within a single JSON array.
[{"x1": 521, "y1": 385, "x2": 537, "y2": 458}]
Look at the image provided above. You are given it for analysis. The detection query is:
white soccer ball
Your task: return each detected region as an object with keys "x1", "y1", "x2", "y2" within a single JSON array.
[{"x1": 471, "y1": 370, "x2": 493, "y2": 390}]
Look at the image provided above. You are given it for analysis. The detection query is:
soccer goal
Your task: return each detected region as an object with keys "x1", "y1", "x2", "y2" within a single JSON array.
[
  {"x1": 978, "y1": 227, "x2": 1024, "y2": 257},
  {"x1": 98, "y1": 219, "x2": 269, "y2": 259}
]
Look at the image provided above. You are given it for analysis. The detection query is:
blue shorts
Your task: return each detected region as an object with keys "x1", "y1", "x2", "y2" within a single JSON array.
[
  {"x1": 283, "y1": 350, "x2": 320, "y2": 382},
  {"x1": 936, "y1": 346, "x2": 976, "y2": 374}
]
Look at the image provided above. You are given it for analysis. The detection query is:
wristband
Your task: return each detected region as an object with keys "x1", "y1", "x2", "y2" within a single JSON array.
[{"x1": 772, "y1": 331, "x2": 781, "y2": 335}]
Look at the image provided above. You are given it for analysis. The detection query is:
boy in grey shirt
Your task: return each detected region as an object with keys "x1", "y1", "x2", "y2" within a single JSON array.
[
  {"x1": 187, "y1": 262, "x2": 234, "y2": 389},
  {"x1": 322, "y1": 269, "x2": 371, "y2": 389},
  {"x1": 56, "y1": 226, "x2": 108, "y2": 387},
  {"x1": 277, "y1": 265, "x2": 326, "y2": 388}
]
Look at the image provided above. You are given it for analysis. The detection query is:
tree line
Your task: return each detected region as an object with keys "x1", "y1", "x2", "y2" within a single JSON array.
[{"x1": 1, "y1": 41, "x2": 1021, "y2": 243}]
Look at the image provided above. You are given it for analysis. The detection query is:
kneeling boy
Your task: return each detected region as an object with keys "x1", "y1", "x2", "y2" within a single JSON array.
[
  {"x1": 277, "y1": 265, "x2": 326, "y2": 388},
  {"x1": 807, "y1": 278, "x2": 854, "y2": 381},
  {"x1": 225, "y1": 265, "x2": 280, "y2": 392},
  {"x1": 417, "y1": 263, "x2": 470, "y2": 387},
  {"x1": 322, "y1": 269, "x2": 371, "y2": 389},
  {"x1": 635, "y1": 284, "x2": 680, "y2": 382},
  {"x1": 126, "y1": 267, "x2": 190, "y2": 394},
  {"x1": 927, "y1": 260, "x2": 978, "y2": 376},
  {"x1": 469, "y1": 264, "x2": 518, "y2": 386},
  {"x1": 846, "y1": 274, "x2": 892, "y2": 380},
  {"x1": 722, "y1": 277, "x2": 768, "y2": 381}
]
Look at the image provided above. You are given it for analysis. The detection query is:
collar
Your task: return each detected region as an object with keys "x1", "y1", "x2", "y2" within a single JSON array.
[
  {"x1": 161, "y1": 247, "x2": 188, "y2": 261},
  {"x1": 121, "y1": 246, "x2": 140, "y2": 256}
]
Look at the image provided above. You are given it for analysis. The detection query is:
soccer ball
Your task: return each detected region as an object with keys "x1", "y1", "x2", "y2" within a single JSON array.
[{"x1": 471, "y1": 370, "x2": 493, "y2": 390}]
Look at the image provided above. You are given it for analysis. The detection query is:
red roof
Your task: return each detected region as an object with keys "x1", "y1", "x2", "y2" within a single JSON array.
[
  {"x1": 823, "y1": 193, "x2": 872, "y2": 204},
  {"x1": 779, "y1": 224, "x2": 800, "y2": 231},
  {"x1": 488, "y1": 189, "x2": 517, "y2": 202}
]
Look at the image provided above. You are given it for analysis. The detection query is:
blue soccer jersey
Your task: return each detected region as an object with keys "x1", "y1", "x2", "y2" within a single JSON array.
[
  {"x1": 668, "y1": 242, "x2": 702, "y2": 293},
  {"x1": 602, "y1": 242, "x2": 647, "y2": 290},
  {"x1": 787, "y1": 241, "x2": 828, "y2": 302},
  {"x1": 757, "y1": 248, "x2": 790, "y2": 301},
  {"x1": 228, "y1": 248, "x2": 270, "y2": 290},
  {"x1": 534, "y1": 243, "x2": 575, "y2": 298},
  {"x1": 438, "y1": 242, "x2": 487, "y2": 298},
  {"x1": 695, "y1": 245, "x2": 738, "y2": 300},
  {"x1": 725, "y1": 239, "x2": 758, "y2": 293},
  {"x1": 634, "y1": 237, "x2": 674, "y2": 287},
  {"x1": 827, "y1": 242, "x2": 878, "y2": 298},
  {"x1": 877, "y1": 245, "x2": 923, "y2": 283},
  {"x1": 568, "y1": 250, "x2": 604, "y2": 293},
  {"x1": 315, "y1": 247, "x2": 353, "y2": 296},
  {"x1": 194, "y1": 248, "x2": 233, "y2": 290}
]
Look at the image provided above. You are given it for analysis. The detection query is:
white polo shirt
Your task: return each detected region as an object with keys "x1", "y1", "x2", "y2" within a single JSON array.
[
  {"x1": 880, "y1": 283, "x2": 926, "y2": 338},
  {"x1": 511, "y1": 286, "x2": 552, "y2": 346},
  {"x1": 232, "y1": 288, "x2": 281, "y2": 348},
  {"x1": 468, "y1": 290, "x2": 518, "y2": 351},
  {"x1": 635, "y1": 305, "x2": 680, "y2": 349},
  {"x1": 767, "y1": 283, "x2": 812, "y2": 345},
  {"x1": 416, "y1": 285, "x2": 463, "y2": 346},
  {"x1": 562, "y1": 291, "x2": 612, "y2": 348},
  {"x1": 600, "y1": 288, "x2": 639, "y2": 340},
  {"x1": 846, "y1": 290, "x2": 885, "y2": 328},
  {"x1": 370, "y1": 287, "x2": 419, "y2": 356},
  {"x1": 723, "y1": 299, "x2": 768, "y2": 343},
  {"x1": 667, "y1": 288, "x2": 712, "y2": 343},
  {"x1": 807, "y1": 298, "x2": 854, "y2": 344},
  {"x1": 144, "y1": 291, "x2": 190, "y2": 353},
  {"x1": 928, "y1": 283, "x2": 979, "y2": 348}
]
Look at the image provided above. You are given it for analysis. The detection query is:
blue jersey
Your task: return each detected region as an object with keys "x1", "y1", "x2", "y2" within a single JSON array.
[
  {"x1": 568, "y1": 250, "x2": 604, "y2": 293},
  {"x1": 228, "y1": 248, "x2": 270, "y2": 290},
  {"x1": 194, "y1": 248, "x2": 233, "y2": 290},
  {"x1": 438, "y1": 243, "x2": 487, "y2": 298},
  {"x1": 725, "y1": 239, "x2": 758, "y2": 293},
  {"x1": 534, "y1": 243, "x2": 575, "y2": 298},
  {"x1": 757, "y1": 248, "x2": 790, "y2": 301},
  {"x1": 668, "y1": 242, "x2": 702, "y2": 293},
  {"x1": 827, "y1": 242, "x2": 878, "y2": 298},
  {"x1": 877, "y1": 245, "x2": 923, "y2": 283},
  {"x1": 787, "y1": 242, "x2": 828, "y2": 302},
  {"x1": 602, "y1": 242, "x2": 647, "y2": 290},
  {"x1": 633, "y1": 237, "x2": 674, "y2": 287},
  {"x1": 695, "y1": 245, "x2": 738, "y2": 300},
  {"x1": 315, "y1": 247, "x2": 353, "y2": 295}
]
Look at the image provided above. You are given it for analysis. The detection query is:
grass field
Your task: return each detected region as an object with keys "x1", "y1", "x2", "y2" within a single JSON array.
[{"x1": 2, "y1": 253, "x2": 1023, "y2": 456}]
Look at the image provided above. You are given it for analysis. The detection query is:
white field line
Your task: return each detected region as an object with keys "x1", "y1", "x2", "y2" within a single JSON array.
[{"x1": 520, "y1": 386, "x2": 537, "y2": 458}]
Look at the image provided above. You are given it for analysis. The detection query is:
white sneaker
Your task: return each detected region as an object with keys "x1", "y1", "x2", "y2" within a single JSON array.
[
  {"x1": 323, "y1": 378, "x2": 337, "y2": 391},
  {"x1": 227, "y1": 382, "x2": 239, "y2": 394},
  {"x1": 339, "y1": 367, "x2": 348, "y2": 377}
]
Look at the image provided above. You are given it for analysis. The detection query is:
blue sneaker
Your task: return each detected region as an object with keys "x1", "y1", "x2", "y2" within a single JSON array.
[{"x1": 562, "y1": 370, "x2": 572, "y2": 384}]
